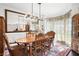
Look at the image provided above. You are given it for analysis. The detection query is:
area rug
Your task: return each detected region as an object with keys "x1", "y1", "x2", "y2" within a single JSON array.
[
  {"x1": 4, "y1": 41, "x2": 71, "y2": 56},
  {"x1": 47, "y1": 41, "x2": 71, "y2": 56}
]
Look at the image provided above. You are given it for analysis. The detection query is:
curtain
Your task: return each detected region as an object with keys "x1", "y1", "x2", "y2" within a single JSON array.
[{"x1": 44, "y1": 11, "x2": 71, "y2": 46}]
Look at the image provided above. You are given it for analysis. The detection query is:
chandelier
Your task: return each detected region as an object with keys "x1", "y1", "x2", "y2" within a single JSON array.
[{"x1": 25, "y1": 3, "x2": 42, "y2": 22}]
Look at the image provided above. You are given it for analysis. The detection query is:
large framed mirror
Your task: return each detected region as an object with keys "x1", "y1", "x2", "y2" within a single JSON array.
[
  {"x1": 5, "y1": 9, "x2": 28, "y2": 33},
  {"x1": 5, "y1": 9, "x2": 44, "y2": 33}
]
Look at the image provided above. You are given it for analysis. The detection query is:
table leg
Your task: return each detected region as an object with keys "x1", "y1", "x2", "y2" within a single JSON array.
[
  {"x1": 29, "y1": 43, "x2": 32, "y2": 56},
  {"x1": 24, "y1": 44, "x2": 28, "y2": 56}
]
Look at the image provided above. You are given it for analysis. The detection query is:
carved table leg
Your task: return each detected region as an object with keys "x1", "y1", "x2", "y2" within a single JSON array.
[{"x1": 29, "y1": 43, "x2": 32, "y2": 56}]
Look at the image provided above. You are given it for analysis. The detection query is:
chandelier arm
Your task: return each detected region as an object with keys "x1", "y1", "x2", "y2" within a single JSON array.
[
  {"x1": 38, "y1": 3, "x2": 41, "y2": 19},
  {"x1": 32, "y1": 3, "x2": 33, "y2": 16}
]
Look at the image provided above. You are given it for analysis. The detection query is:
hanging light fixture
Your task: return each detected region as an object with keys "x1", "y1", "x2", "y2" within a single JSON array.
[
  {"x1": 25, "y1": 3, "x2": 34, "y2": 18},
  {"x1": 25, "y1": 3, "x2": 42, "y2": 21},
  {"x1": 38, "y1": 3, "x2": 41, "y2": 20},
  {"x1": 30, "y1": 3, "x2": 38, "y2": 20},
  {"x1": 31, "y1": 3, "x2": 42, "y2": 20},
  {"x1": 38, "y1": 3, "x2": 44, "y2": 21},
  {"x1": 31, "y1": 3, "x2": 34, "y2": 19}
]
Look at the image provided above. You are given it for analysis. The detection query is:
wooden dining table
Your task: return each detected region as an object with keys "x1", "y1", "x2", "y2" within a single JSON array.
[
  {"x1": 16, "y1": 36, "x2": 36, "y2": 56},
  {"x1": 15, "y1": 33, "x2": 53, "y2": 56}
]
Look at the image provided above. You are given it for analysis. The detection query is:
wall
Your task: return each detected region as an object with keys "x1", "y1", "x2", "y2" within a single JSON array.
[
  {"x1": 0, "y1": 4, "x2": 27, "y2": 43},
  {"x1": 71, "y1": 8, "x2": 79, "y2": 17},
  {"x1": 0, "y1": 4, "x2": 26, "y2": 17}
]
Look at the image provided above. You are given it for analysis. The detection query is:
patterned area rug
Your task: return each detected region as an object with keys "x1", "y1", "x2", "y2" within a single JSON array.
[
  {"x1": 4, "y1": 41, "x2": 70, "y2": 56},
  {"x1": 47, "y1": 41, "x2": 70, "y2": 56}
]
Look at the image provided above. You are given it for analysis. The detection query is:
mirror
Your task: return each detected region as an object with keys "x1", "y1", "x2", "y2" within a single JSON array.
[
  {"x1": 5, "y1": 9, "x2": 44, "y2": 33},
  {"x1": 5, "y1": 9, "x2": 29, "y2": 33}
]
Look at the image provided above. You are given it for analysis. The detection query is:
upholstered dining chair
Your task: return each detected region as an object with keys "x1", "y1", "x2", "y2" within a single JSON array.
[
  {"x1": 32, "y1": 33, "x2": 45, "y2": 56},
  {"x1": 46, "y1": 31, "x2": 55, "y2": 45},
  {"x1": 4, "y1": 34, "x2": 26, "y2": 56},
  {"x1": 43, "y1": 31, "x2": 55, "y2": 52}
]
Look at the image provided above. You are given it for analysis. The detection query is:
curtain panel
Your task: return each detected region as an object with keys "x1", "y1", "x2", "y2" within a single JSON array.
[{"x1": 45, "y1": 10, "x2": 71, "y2": 46}]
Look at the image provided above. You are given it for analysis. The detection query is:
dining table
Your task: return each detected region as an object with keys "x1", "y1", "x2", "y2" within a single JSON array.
[
  {"x1": 16, "y1": 34, "x2": 36, "y2": 56},
  {"x1": 15, "y1": 33, "x2": 53, "y2": 56}
]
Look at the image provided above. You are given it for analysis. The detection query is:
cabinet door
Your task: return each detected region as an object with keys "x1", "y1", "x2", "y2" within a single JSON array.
[
  {"x1": 72, "y1": 14, "x2": 79, "y2": 38},
  {"x1": 0, "y1": 16, "x2": 5, "y2": 56},
  {"x1": 72, "y1": 42, "x2": 78, "y2": 52},
  {"x1": 72, "y1": 39, "x2": 78, "y2": 51},
  {"x1": 0, "y1": 40, "x2": 4, "y2": 55}
]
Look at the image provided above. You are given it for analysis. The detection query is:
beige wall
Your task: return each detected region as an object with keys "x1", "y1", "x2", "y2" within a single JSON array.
[
  {"x1": 0, "y1": 4, "x2": 25, "y2": 17},
  {"x1": 71, "y1": 8, "x2": 79, "y2": 17},
  {"x1": 0, "y1": 4, "x2": 27, "y2": 43}
]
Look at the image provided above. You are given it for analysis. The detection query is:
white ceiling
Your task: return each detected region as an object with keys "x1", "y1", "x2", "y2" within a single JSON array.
[{"x1": 1, "y1": 3, "x2": 79, "y2": 18}]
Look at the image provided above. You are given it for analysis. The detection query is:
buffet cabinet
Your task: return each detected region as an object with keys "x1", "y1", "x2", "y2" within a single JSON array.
[
  {"x1": 0, "y1": 16, "x2": 5, "y2": 56},
  {"x1": 72, "y1": 14, "x2": 79, "y2": 54}
]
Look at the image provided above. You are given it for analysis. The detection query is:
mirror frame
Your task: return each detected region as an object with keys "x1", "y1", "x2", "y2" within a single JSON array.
[{"x1": 5, "y1": 9, "x2": 26, "y2": 33}]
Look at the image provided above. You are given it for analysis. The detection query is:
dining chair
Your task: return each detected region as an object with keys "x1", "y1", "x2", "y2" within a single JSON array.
[
  {"x1": 42, "y1": 31, "x2": 55, "y2": 55},
  {"x1": 4, "y1": 34, "x2": 26, "y2": 56},
  {"x1": 32, "y1": 33, "x2": 45, "y2": 56},
  {"x1": 46, "y1": 31, "x2": 55, "y2": 45},
  {"x1": 46, "y1": 31, "x2": 55, "y2": 50}
]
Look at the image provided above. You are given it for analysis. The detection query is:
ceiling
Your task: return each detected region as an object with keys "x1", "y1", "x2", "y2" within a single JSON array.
[{"x1": 1, "y1": 3, "x2": 79, "y2": 18}]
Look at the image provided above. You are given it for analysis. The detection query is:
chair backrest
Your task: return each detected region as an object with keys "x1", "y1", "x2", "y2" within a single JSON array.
[
  {"x1": 36, "y1": 33, "x2": 45, "y2": 40},
  {"x1": 0, "y1": 16, "x2": 5, "y2": 56},
  {"x1": 3, "y1": 34, "x2": 12, "y2": 55},
  {"x1": 46, "y1": 31, "x2": 55, "y2": 38},
  {"x1": 46, "y1": 31, "x2": 55, "y2": 46},
  {"x1": 32, "y1": 33, "x2": 45, "y2": 47}
]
